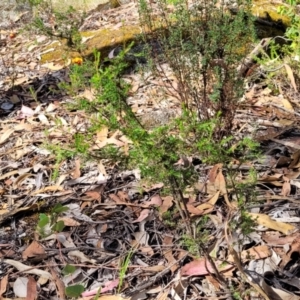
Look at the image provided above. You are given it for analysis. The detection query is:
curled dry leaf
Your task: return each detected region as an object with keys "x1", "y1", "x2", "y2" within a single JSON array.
[
  {"x1": 142, "y1": 265, "x2": 165, "y2": 273},
  {"x1": 50, "y1": 268, "x2": 66, "y2": 300},
  {"x1": 4, "y1": 259, "x2": 52, "y2": 280},
  {"x1": 38, "y1": 114, "x2": 50, "y2": 125},
  {"x1": 249, "y1": 213, "x2": 296, "y2": 235},
  {"x1": 84, "y1": 190, "x2": 101, "y2": 201},
  {"x1": 186, "y1": 203, "x2": 204, "y2": 215},
  {"x1": 68, "y1": 250, "x2": 96, "y2": 264},
  {"x1": 0, "y1": 128, "x2": 14, "y2": 144},
  {"x1": 160, "y1": 196, "x2": 173, "y2": 214},
  {"x1": 281, "y1": 180, "x2": 291, "y2": 197},
  {"x1": 195, "y1": 191, "x2": 220, "y2": 213},
  {"x1": 208, "y1": 163, "x2": 223, "y2": 183},
  {"x1": 284, "y1": 63, "x2": 298, "y2": 92},
  {"x1": 0, "y1": 275, "x2": 8, "y2": 297},
  {"x1": 132, "y1": 209, "x2": 151, "y2": 223},
  {"x1": 26, "y1": 276, "x2": 37, "y2": 300},
  {"x1": 214, "y1": 170, "x2": 226, "y2": 194},
  {"x1": 32, "y1": 186, "x2": 63, "y2": 195},
  {"x1": 145, "y1": 194, "x2": 162, "y2": 207},
  {"x1": 72, "y1": 158, "x2": 81, "y2": 179},
  {"x1": 22, "y1": 240, "x2": 46, "y2": 260},
  {"x1": 163, "y1": 250, "x2": 178, "y2": 273},
  {"x1": 57, "y1": 216, "x2": 81, "y2": 226}
]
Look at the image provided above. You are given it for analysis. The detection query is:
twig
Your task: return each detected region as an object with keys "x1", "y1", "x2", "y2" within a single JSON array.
[
  {"x1": 224, "y1": 219, "x2": 270, "y2": 300},
  {"x1": 125, "y1": 253, "x2": 187, "y2": 296},
  {"x1": 268, "y1": 103, "x2": 300, "y2": 118},
  {"x1": 169, "y1": 175, "x2": 192, "y2": 236}
]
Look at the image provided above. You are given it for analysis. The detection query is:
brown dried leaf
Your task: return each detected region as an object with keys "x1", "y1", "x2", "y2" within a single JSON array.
[
  {"x1": 160, "y1": 196, "x2": 173, "y2": 214},
  {"x1": 22, "y1": 241, "x2": 46, "y2": 260},
  {"x1": 214, "y1": 170, "x2": 226, "y2": 194},
  {"x1": 145, "y1": 194, "x2": 162, "y2": 207},
  {"x1": 26, "y1": 276, "x2": 37, "y2": 300},
  {"x1": 72, "y1": 158, "x2": 81, "y2": 179},
  {"x1": 50, "y1": 268, "x2": 65, "y2": 300},
  {"x1": 208, "y1": 164, "x2": 223, "y2": 183},
  {"x1": 186, "y1": 203, "x2": 204, "y2": 215},
  {"x1": 117, "y1": 191, "x2": 130, "y2": 202},
  {"x1": 109, "y1": 193, "x2": 124, "y2": 204},
  {"x1": 32, "y1": 186, "x2": 63, "y2": 195},
  {"x1": 132, "y1": 209, "x2": 151, "y2": 223},
  {"x1": 142, "y1": 265, "x2": 165, "y2": 272},
  {"x1": 227, "y1": 245, "x2": 271, "y2": 262},
  {"x1": 0, "y1": 128, "x2": 14, "y2": 144},
  {"x1": 281, "y1": 180, "x2": 291, "y2": 197},
  {"x1": 0, "y1": 275, "x2": 8, "y2": 297},
  {"x1": 262, "y1": 231, "x2": 299, "y2": 245},
  {"x1": 181, "y1": 258, "x2": 233, "y2": 276},
  {"x1": 289, "y1": 150, "x2": 300, "y2": 168},
  {"x1": 163, "y1": 250, "x2": 178, "y2": 273},
  {"x1": 196, "y1": 191, "x2": 220, "y2": 212},
  {"x1": 57, "y1": 217, "x2": 80, "y2": 227},
  {"x1": 84, "y1": 191, "x2": 101, "y2": 201}
]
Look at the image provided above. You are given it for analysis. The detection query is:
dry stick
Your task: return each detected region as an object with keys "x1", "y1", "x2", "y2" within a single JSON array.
[
  {"x1": 126, "y1": 253, "x2": 187, "y2": 296},
  {"x1": 268, "y1": 103, "x2": 300, "y2": 118},
  {"x1": 271, "y1": 138, "x2": 300, "y2": 150},
  {"x1": 199, "y1": 243, "x2": 233, "y2": 300},
  {"x1": 169, "y1": 175, "x2": 192, "y2": 236},
  {"x1": 11, "y1": 263, "x2": 118, "y2": 278},
  {"x1": 236, "y1": 37, "x2": 272, "y2": 77},
  {"x1": 224, "y1": 219, "x2": 270, "y2": 300}
]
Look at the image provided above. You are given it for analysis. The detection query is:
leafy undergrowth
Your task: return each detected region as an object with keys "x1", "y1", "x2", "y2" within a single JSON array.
[{"x1": 1, "y1": 1, "x2": 300, "y2": 300}]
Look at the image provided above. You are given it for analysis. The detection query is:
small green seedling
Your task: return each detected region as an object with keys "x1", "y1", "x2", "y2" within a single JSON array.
[
  {"x1": 62, "y1": 264, "x2": 85, "y2": 298},
  {"x1": 65, "y1": 284, "x2": 85, "y2": 298},
  {"x1": 37, "y1": 203, "x2": 69, "y2": 237},
  {"x1": 118, "y1": 249, "x2": 134, "y2": 293}
]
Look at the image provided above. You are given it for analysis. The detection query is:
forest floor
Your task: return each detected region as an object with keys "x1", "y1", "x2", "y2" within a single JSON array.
[{"x1": 0, "y1": 3, "x2": 300, "y2": 300}]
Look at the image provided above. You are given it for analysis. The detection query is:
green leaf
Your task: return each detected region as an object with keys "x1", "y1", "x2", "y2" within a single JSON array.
[
  {"x1": 52, "y1": 220, "x2": 65, "y2": 232},
  {"x1": 62, "y1": 264, "x2": 76, "y2": 275},
  {"x1": 51, "y1": 203, "x2": 69, "y2": 214},
  {"x1": 38, "y1": 214, "x2": 49, "y2": 228},
  {"x1": 65, "y1": 284, "x2": 85, "y2": 297}
]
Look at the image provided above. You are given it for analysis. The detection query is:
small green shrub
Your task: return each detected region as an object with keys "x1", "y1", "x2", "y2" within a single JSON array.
[{"x1": 138, "y1": 0, "x2": 256, "y2": 135}]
